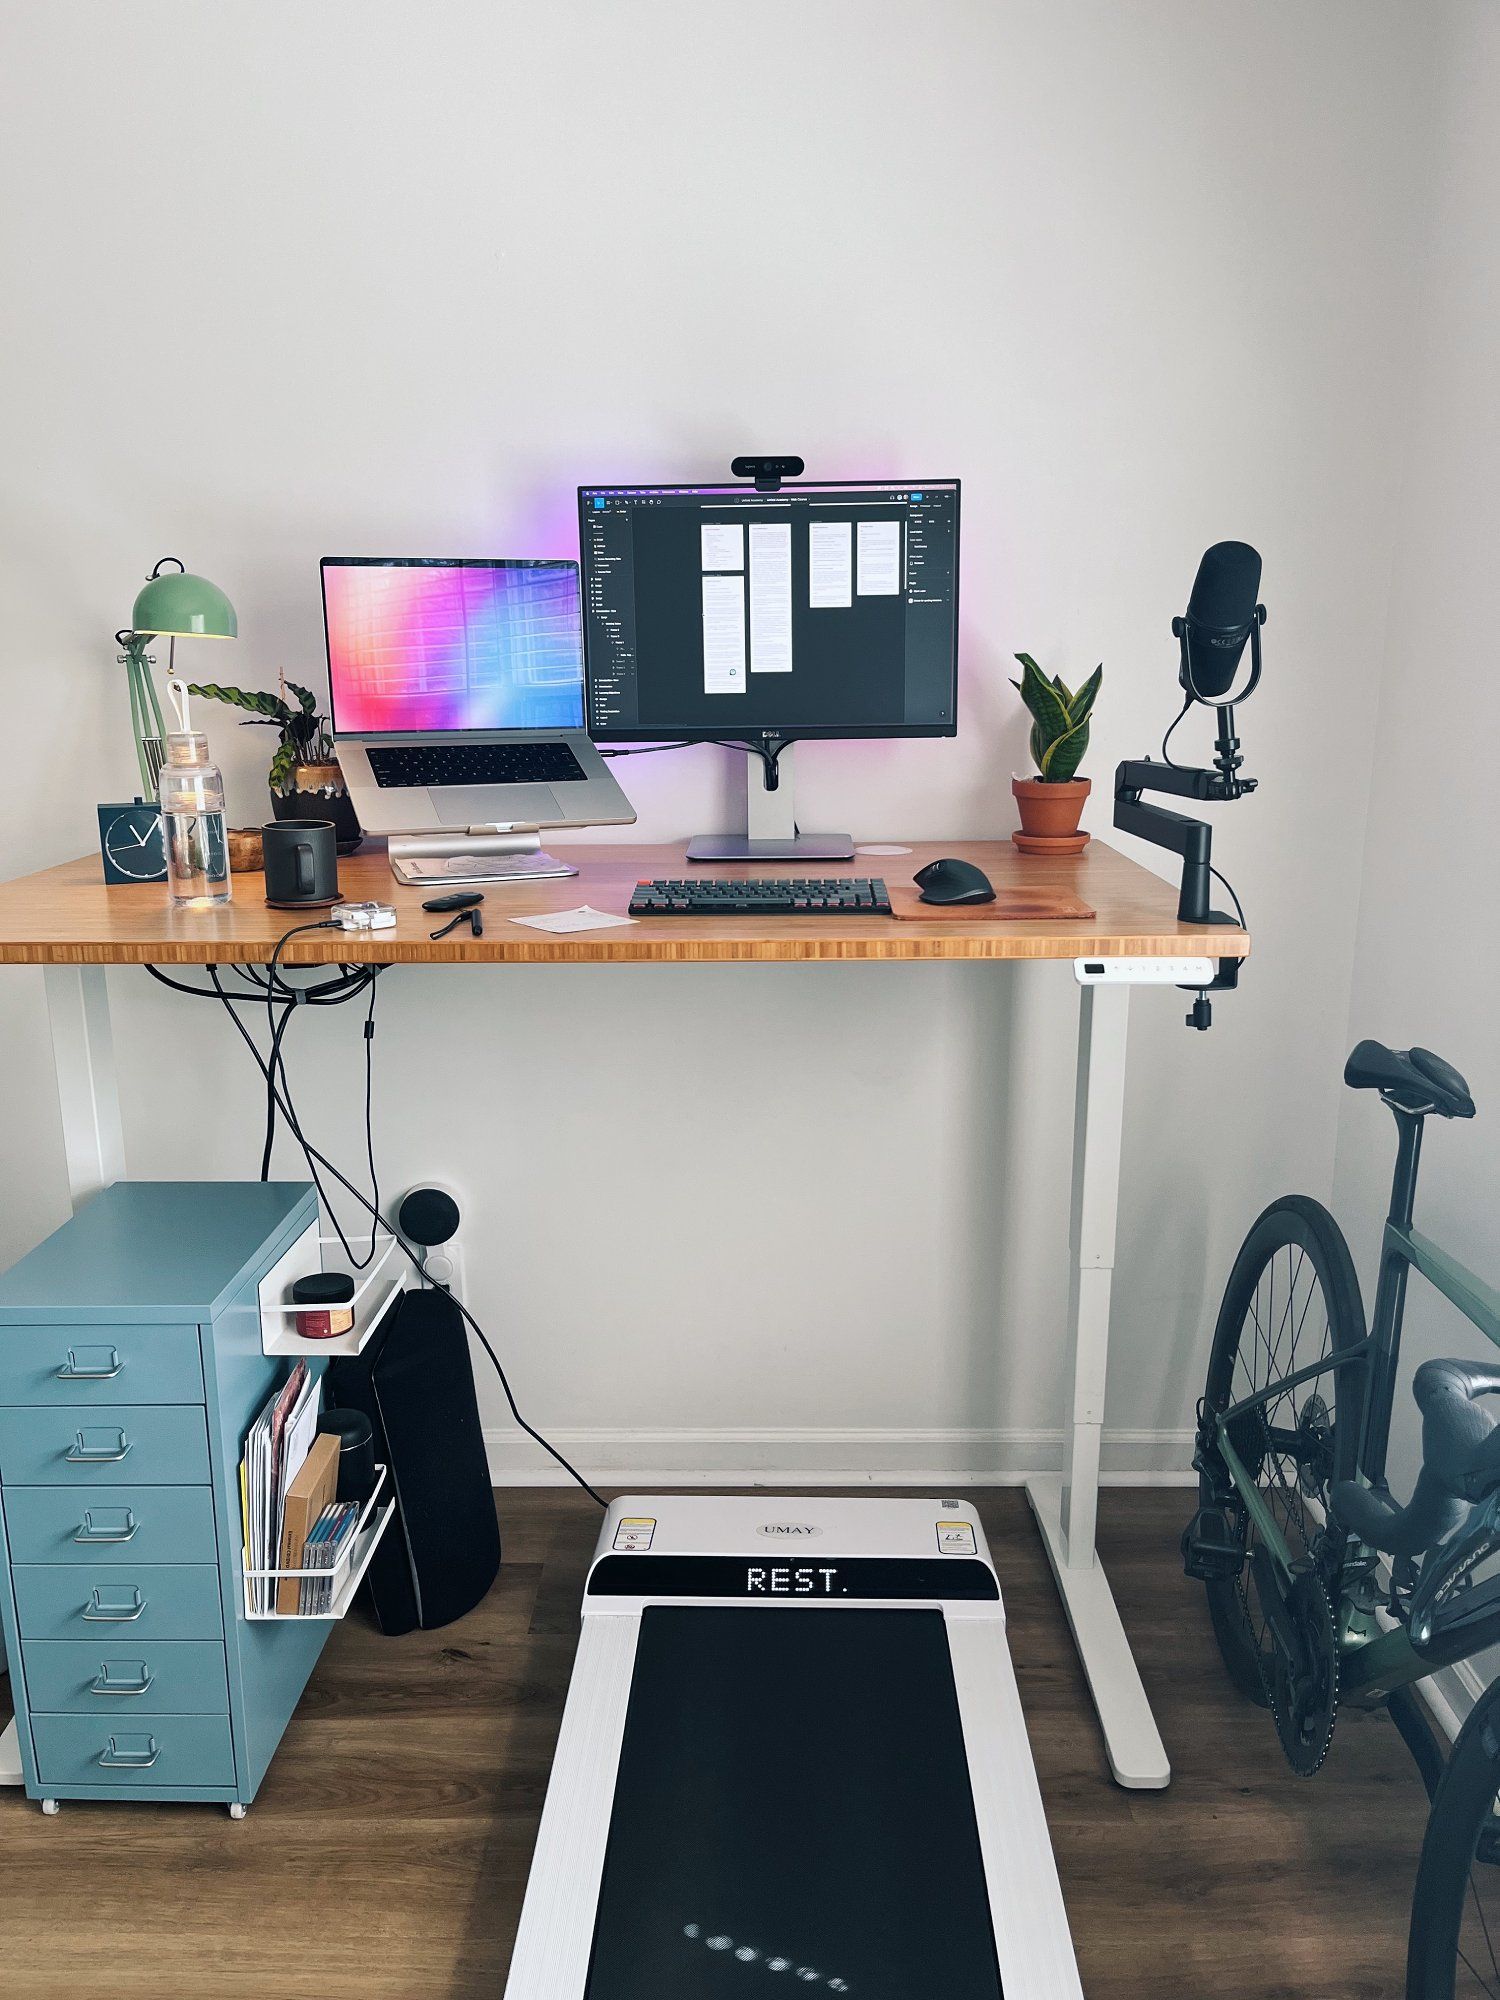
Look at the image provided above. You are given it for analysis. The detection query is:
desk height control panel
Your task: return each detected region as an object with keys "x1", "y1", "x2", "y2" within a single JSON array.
[{"x1": 0, "y1": 1181, "x2": 326, "y2": 1815}]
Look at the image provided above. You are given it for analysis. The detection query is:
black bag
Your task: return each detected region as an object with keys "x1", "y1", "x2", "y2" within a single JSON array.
[{"x1": 327, "y1": 1286, "x2": 500, "y2": 1634}]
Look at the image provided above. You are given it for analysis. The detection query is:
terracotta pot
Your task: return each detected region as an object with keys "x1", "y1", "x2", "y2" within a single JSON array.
[
  {"x1": 1011, "y1": 775, "x2": 1091, "y2": 856},
  {"x1": 271, "y1": 761, "x2": 363, "y2": 854}
]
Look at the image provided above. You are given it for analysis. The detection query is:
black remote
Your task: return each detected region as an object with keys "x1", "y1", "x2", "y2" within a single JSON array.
[{"x1": 421, "y1": 891, "x2": 485, "y2": 913}]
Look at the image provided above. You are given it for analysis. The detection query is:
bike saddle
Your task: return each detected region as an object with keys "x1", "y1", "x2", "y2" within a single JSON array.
[
  {"x1": 1334, "y1": 1358, "x2": 1500, "y2": 1558},
  {"x1": 1343, "y1": 1039, "x2": 1476, "y2": 1119}
]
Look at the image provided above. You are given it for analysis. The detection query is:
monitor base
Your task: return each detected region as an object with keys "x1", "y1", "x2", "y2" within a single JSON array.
[{"x1": 686, "y1": 832, "x2": 857, "y2": 863}]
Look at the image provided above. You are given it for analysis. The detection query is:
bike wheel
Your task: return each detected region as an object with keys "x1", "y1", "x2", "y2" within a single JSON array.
[
  {"x1": 1408, "y1": 1677, "x2": 1500, "y2": 1998},
  {"x1": 1198, "y1": 1195, "x2": 1366, "y2": 1706}
]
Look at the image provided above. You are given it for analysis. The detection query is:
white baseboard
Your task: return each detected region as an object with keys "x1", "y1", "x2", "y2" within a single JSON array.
[{"x1": 483, "y1": 1424, "x2": 1198, "y2": 1488}]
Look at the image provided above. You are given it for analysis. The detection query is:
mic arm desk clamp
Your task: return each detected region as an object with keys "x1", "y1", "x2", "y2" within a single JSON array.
[{"x1": 1112, "y1": 610, "x2": 1263, "y2": 1025}]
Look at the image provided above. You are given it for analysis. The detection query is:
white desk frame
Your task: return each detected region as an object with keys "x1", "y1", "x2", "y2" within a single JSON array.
[{"x1": 1, "y1": 963, "x2": 1171, "y2": 1793}]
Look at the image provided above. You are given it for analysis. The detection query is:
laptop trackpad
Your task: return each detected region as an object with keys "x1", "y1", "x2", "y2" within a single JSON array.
[{"x1": 434, "y1": 785, "x2": 561, "y2": 826}]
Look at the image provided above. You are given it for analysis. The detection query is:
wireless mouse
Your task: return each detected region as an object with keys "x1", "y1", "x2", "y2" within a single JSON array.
[{"x1": 914, "y1": 857, "x2": 996, "y2": 906}]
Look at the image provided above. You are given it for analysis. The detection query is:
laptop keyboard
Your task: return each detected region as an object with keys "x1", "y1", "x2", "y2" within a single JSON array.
[{"x1": 366, "y1": 741, "x2": 587, "y2": 789}]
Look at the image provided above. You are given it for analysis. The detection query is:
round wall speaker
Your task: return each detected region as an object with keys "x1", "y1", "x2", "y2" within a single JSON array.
[{"x1": 395, "y1": 1184, "x2": 461, "y2": 1249}]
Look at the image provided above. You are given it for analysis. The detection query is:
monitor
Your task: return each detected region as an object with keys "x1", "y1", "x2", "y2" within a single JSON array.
[
  {"x1": 321, "y1": 557, "x2": 585, "y2": 738},
  {"x1": 578, "y1": 481, "x2": 960, "y2": 742}
]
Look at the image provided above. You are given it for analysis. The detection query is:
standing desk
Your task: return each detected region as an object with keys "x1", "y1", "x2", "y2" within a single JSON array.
[{"x1": 0, "y1": 837, "x2": 1248, "y2": 1795}]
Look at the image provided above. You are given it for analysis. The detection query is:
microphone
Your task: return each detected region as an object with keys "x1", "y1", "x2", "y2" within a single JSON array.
[{"x1": 1177, "y1": 541, "x2": 1263, "y2": 700}]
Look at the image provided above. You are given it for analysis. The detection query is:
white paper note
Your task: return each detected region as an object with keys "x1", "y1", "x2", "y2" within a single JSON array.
[
  {"x1": 700, "y1": 523, "x2": 744, "y2": 571},
  {"x1": 701, "y1": 573, "x2": 746, "y2": 693},
  {"x1": 857, "y1": 518, "x2": 902, "y2": 595},
  {"x1": 809, "y1": 520, "x2": 852, "y2": 608},
  {"x1": 511, "y1": 905, "x2": 638, "y2": 934},
  {"x1": 748, "y1": 522, "x2": 793, "y2": 673}
]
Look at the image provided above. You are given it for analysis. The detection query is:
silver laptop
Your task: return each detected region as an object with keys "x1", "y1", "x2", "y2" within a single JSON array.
[{"x1": 321, "y1": 556, "x2": 634, "y2": 836}]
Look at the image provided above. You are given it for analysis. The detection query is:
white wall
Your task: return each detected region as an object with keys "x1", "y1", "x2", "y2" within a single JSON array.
[
  {"x1": 0, "y1": 2, "x2": 1432, "y2": 1481},
  {"x1": 1332, "y1": 3, "x2": 1500, "y2": 1516}
]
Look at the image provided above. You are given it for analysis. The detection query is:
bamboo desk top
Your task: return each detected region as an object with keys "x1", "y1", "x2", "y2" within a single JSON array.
[{"x1": 0, "y1": 840, "x2": 1249, "y2": 968}]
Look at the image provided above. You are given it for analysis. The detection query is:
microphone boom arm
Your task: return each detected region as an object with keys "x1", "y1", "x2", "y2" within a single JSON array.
[
  {"x1": 1114, "y1": 609, "x2": 1263, "y2": 926},
  {"x1": 1113, "y1": 754, "x2": 1255, "y2": 925}
]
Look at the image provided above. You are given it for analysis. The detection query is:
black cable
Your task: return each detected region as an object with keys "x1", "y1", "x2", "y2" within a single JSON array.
[
  {"x1": 361, "y1": 977, "x2": 379, "y2": 1236},
  {"x1": 429, "y1": 907, "x2": 482, "y2": 942},
  {"x1": 264, "y1": 922, "x2": 339, "y2": 1186},
  {"x1": 1210, "y1": 864, "x2": 1247, "y2": 929},
  {"x1": 147, "y1": 959, "x2": 607, "y2": 1507},
  {"x1": 260, "y1": 998, "x2": 295, "y2": 1180},
  {"x1": 599, "y1": 738, "x2": 748, "y2": 760},
  {"x1": 1161, "y1": 694, "x2": 1193, "y2": 767}
]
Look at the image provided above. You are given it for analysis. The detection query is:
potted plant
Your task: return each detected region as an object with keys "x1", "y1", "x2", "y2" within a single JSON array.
[
  {"x1": 1010, "y1": 652, "x2": 1103, "y2": 855},
  {"x1": 185, "y1": 676, "x2": 362, "y2": 853}
]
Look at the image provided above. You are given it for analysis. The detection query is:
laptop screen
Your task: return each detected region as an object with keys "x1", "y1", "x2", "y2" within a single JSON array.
[{"x1": 322, "y1": 558, "x2": 585, "y2": 736}]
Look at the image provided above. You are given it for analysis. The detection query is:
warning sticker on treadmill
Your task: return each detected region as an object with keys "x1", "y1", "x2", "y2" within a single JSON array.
[
  {"x1": 614, "y1": 1517, "x2": 656, "y2": 1552},
  {"x1": 936, "y1": 1520, "x2": 977, "y2": 1555}
]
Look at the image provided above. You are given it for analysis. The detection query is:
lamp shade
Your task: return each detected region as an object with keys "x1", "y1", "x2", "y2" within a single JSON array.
[{"x1": 131, "y1": 568, "x2": 237, "y2": 639}]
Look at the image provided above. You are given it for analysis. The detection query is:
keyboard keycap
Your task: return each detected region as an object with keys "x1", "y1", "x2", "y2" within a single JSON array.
[{"x1": 628, "y1": 878, "x2": 892, "y2": 918}]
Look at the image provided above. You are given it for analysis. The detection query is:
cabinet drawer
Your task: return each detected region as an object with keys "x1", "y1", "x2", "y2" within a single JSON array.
[
  {"x1": 13, "y1": 1564, "x2": 224, "y2": 1642},
  {"x1": 0, "y1": 1405, "x2": 209, "y2": 1486},
  {"x1": 31, "y1": 1711, "x2": 235, "y2": 1789},
  {"x1": 22, "y1": 1639, "x2": 228, "y2": 1716},
  {"x1": 0, "y1": 1324, "x2": 203, "y2": 1406},
  {"x1": 3, "y1": 1484, "x2": 218, "y2": 1566}
]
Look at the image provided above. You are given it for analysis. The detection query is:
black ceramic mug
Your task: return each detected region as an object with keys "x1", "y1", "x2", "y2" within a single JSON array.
[{"x1": 262, "y1": 818, "x2": 339, "y2": 908}]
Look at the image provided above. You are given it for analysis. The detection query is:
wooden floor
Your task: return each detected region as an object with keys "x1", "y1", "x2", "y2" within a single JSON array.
[{"x1": 0, "y1": 1489, "x2": 1432, "y2": 1999}]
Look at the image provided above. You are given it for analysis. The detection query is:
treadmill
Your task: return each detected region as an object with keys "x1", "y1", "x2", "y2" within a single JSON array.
[{"x1": 504, "y1": 1495, "x2": 1083, "y2": 1998}]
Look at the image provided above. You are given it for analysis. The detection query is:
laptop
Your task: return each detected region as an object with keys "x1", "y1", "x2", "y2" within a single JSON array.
[{"x1": 321, "y1": 556, "x2": 635, "y2": 837}]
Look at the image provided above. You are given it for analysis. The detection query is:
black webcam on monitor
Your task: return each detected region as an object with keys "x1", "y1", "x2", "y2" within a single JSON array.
[{"x1": 729, "y1": 454, "x2": 805, "y2": 491}]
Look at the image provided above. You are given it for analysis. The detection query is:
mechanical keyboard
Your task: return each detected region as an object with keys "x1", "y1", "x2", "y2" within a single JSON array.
[
  {"x1": 367, "y1": 741, "x2": 586, "y2": 789},
  {"x1": 628, "y1": 877, "x2": 892, "y2": 916}
]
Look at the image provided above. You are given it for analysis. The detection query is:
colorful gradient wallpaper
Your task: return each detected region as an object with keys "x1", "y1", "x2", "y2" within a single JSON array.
[{"x1": 323, "y1": 561, "x2": 584, "y2": 733}]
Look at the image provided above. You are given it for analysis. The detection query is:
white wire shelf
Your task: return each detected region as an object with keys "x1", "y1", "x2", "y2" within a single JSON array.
[{"x1": 242, "y1": 1463, "x2": 392, "y2": 1621}]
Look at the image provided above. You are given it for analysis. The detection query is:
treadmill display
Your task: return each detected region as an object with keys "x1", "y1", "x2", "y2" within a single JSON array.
[{"x1": 584, "y1": 1606, "x2": 1003, "y2": 1999}]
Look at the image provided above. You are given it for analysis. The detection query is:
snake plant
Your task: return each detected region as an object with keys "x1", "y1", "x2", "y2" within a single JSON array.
[
  {"x1": 1012, "y1": 653, "x2": 1103, "y2": 782},
  {"x1": 185, "y1": 680, "x2": 336, "y2": 793}
]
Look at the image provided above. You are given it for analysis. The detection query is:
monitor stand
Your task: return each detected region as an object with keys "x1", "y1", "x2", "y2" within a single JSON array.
[{"x1": 686, "y1": 745, "x2": 855, "y2": 863}]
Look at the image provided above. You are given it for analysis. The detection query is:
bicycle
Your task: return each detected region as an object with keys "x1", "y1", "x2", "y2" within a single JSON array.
[{"x1": 1181, "y1": 1037, "x2": 1500, "y2": 1998}]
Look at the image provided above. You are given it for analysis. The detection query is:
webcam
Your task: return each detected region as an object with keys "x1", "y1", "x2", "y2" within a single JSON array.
[{"x1": 730, "y1": 455, "x2": 805, "y2": 492}]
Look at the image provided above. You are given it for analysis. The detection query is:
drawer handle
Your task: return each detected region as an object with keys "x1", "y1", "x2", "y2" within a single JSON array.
[
  {"x1": 56, "y1": 1347, "x2": 124, "y2": 1380},
  {"x1": 90, "y1": 1665, "x2": 155, "y2": 1698},
  {"x1": 64, "y1": 1430, "x2": 132, "y2": 1465},
  {"x1": 98, "y1": 1735, "x2": 160, "y2": 1770},
  {"x1": 82, "y1": 1588, "x2": 145, "y2": 1623},
  {"x1": 74, "y1": 1509, "x2": 139, "y2": 1545}
]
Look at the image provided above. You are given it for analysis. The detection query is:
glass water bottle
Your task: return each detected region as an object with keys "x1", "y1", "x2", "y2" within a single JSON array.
[{"x1": 159, "y1": 731, "x2": 232, "y2": 908}]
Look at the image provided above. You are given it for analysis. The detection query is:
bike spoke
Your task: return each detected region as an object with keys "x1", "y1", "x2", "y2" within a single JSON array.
[
  {"x1": 1225, "y1": 1237, "x2": 1339, "y2": 1685},
  {"x1": 1461, "y1": 1863, "x2": 1500, "y2": 1996}
]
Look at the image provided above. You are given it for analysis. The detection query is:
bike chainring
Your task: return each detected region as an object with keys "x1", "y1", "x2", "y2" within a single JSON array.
[{"x1": 1268, "y1": 1571, "x2": 1339, "y2": 1776}]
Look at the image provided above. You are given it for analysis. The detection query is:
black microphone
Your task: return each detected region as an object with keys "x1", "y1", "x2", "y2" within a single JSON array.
[{"x1": 1177, "y1": 541, "x2": 1262, "y2": 699}]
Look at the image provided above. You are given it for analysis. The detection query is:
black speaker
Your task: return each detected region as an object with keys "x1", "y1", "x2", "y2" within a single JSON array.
[
  {"x1": 326, "y1": 1286, "x2": 500, "y2": 1634},
  {"x1": 396, "y1": 1185, "x2": 461, "y2": 1248}
]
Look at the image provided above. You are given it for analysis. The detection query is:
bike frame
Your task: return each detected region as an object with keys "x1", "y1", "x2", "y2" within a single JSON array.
[{"x1": 1211, "y1": 1112, "x2": 1500, "y2": 1706}]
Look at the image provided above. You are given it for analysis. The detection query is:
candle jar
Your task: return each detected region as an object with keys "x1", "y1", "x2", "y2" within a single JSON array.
[{"x1": 290, "y1": 1273, "x2": 356, "y2": 1340}]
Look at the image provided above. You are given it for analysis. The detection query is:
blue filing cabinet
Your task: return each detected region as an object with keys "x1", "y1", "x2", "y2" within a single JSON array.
[{"x1": 0, "y1": 1181, "x2": 328, "y2": 1814}]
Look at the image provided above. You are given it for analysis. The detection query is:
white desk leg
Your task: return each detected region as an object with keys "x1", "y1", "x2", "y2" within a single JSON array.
[
  {"x1": 0, "y1": 968, "x2": 127, "y2": 1790},
  {"x1": 43, "y1": 965, "x2": 125, "y2": 1211},
  {"x1": 1026, "y1": 980, "x2": 1171, "y2": 1789}
]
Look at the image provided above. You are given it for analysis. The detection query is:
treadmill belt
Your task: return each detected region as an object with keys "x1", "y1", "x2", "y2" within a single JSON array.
[{"x1": 586, "y1": 1606, "x2": 1002, "y2": 1999}]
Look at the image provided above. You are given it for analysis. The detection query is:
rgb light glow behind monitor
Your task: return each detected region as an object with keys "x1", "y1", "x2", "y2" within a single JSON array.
[{"x1": 321, "y1": 558, "x2": 585, "y2": 736}]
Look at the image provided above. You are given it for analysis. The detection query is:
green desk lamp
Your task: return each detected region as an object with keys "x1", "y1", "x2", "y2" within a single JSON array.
[{"x1": 115, "y1": 557, "x2": 236, "y2": 795}]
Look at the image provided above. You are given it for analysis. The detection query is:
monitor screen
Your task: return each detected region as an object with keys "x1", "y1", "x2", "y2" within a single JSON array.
[
  {"x1": 578, "y1": 482, "x2": 960, "y2": 740},
  {"x1": 322, "y1": 558, "x2": 585, "y2": 736}
]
